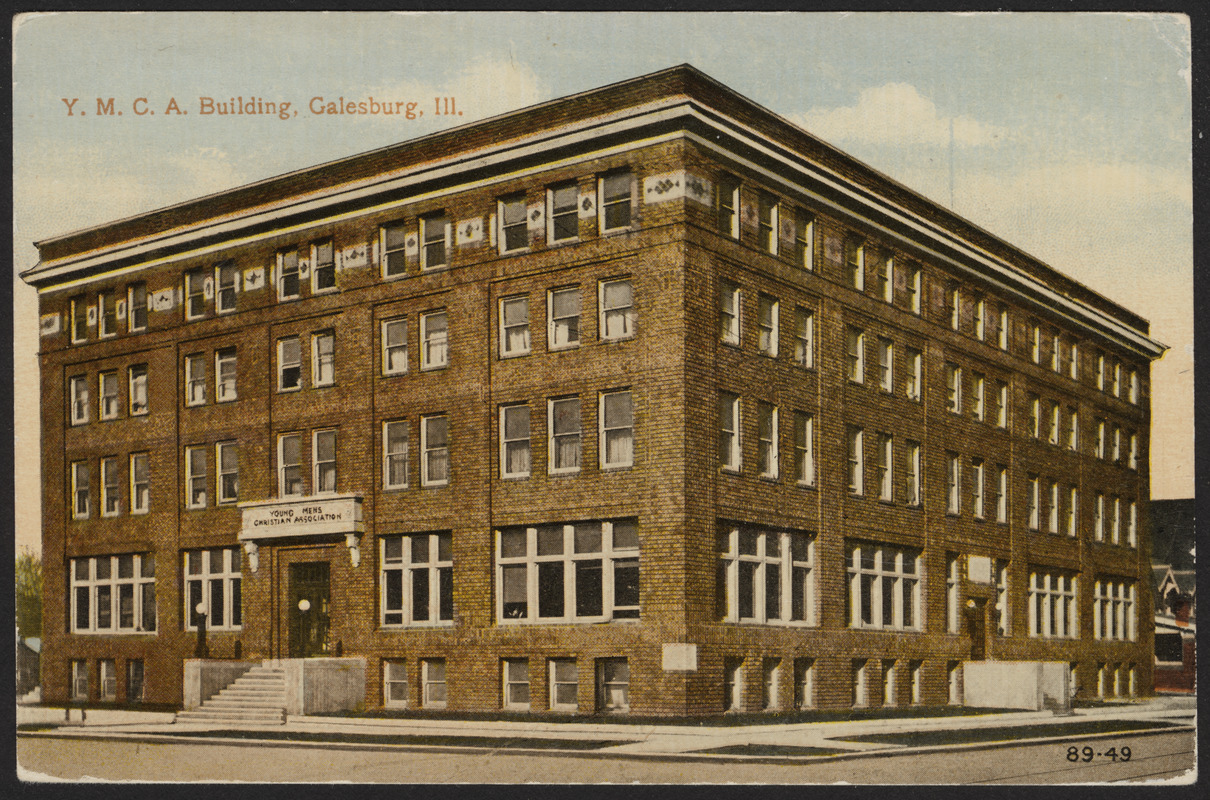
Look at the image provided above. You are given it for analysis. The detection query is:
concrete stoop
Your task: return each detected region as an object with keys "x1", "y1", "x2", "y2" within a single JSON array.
[{"x1": 176, "y1": 664, "x2": 287, "y2": 725}]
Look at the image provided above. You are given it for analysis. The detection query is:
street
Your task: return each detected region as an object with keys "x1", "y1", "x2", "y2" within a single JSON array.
[{"x1": 17, "y1": 729, "x2": 1195, "y2": 784}]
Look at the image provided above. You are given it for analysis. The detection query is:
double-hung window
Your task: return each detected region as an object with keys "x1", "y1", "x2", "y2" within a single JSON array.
[
  {"x1": 98, "y1": 291, "x2": 116, "y2": 337},
  {"x1": 382, "y1": 221, "x2": 409, "y2": 278},
  {"x1": 312, "y1": 241, "x2": 336, "y2": 292},
  {"x1": 995, "y1": 466, "x2": 1008, "y2": 522},
  {"x1": 383, "y1": 421, "x2": 409, "y2": 489},
  {"x1": 877, "y1": 434, "x2": 893, "y2": 501},
  {"x1": 496, "y1": 519, "x2": 639, "y2": 623},
  {"x1": 70, "y1": 375, "x2": 89, "y2": 425},
  {"x1": 878, "y1": 339, "x2": 894, "y2": 392},
  {"x1": 278, "y1": 337, "x2": 302, "y2": 391},
  {"x1": 1051, "y1": 333, "x2": 1062, "y2": 373},
  {"x1": 1027, "y1": 475, "x2": 1041, "y2": 529},
  {"x1": 599, "y1": 172, "x2": 632, "y2": 232},
  {"x1": 71, "y1": 554, "x2": 156, "y2": 633},
  {"x1": 757, "y1": 295, "x2": 779, "y2": 357},
  {"x1": 906, "y1": 441, "x2": 922, "y2": 507},
  {"x1": 1029, "y1": 395, "x2": 1041, "y2": 438},
  {"x1": 216, "y1": 261, "x2": 238, "y2": 313},
  {"x1": 278, "y1": 434, "x2": 303, "y2": 496},
  {"x1": 720, "y1": 283, "x2": 741, "y2": 345},
  {"x1": 1049, "y1": 402, "x2": 1062, "y2": 445},
  {"x1": 847, "y1": 427, "x2": 864, "y2": 495},
  {"x1": 1128, "y1": 370, "x2": 1140, "y2": 404},
  {"x1": 757, "y1": 193, "x2": 778, "y2": 254},
  {"x1": 313, "y1": 430, "x2": 337, "y2": 493},
  {"x1": 99, "y1": 371, "x2": 119, "y2": 420},
  {"x1": 382, "y1": 318, "x2": 408, "y2": 375},
  {"x1": 974, "y1": 297, "x2": 986, "y2": 340},
  {"x1": 71, "y1": 461, "x2": 90, "y2": 519},
  {"x1": 500, "y1": 404, "x2": 531, "y2": 478},
  {"x1": 1069, "y1": 341, "x2": 1080, "y2": 380},
  {"x1": 215, "y1": 348, "x2": 237, "y2": 402},
  {"x1": 549, "y1": 398, "x2": 581, "y2": 474},
  {"x1": 877, "y1": 254, "x2": 893, "y2": 302},
  {"x1": 185, "y1": 445, "x2": 207, "y2": 509},
  {"x1": 757, "y1": 403, "x2": 778, "y2": 479},
  {"x1": 717, "y1": 175, "x2": 740, "y2": 238},
  {"x1": 1067, "y1": 487, "x2": 1079, "y2": 536},
  {"x1": 127, "y1": 283, "x2": 148, "y2": 332},
  {"x1": 600, "y1": 390, "x2": 634, "y2": 469},
  {"x1": 1068, "y1": 407, "x2": 1080, "y2": 451},
  {"x1": 185, "y1": 354, "x2": 207, "y2": 406},
  {"x1": 972, "y1": 459, "x2": 985, "y2": 518},
  {"x1": 1030, "y1": 323, "x2": 1041, "y2": 364},
  {"x1": 995, "y1": 381, "x2": 1008, "y2": 428},
  {"x1": 1094, "y1": 493, "x2": 1106, "y2": 540},
  {"x1": 185, "y1": 549, "x2": 241, "y2": 631},
  {"x1": 846, "y1": 543, "x2": 922, "y2": 630},
  {"x1": 845, "y1": 239, "x2": 865, "y2": 291},
  {"x1": 945, "y1": 363, "x2": 962, "y2": 414},
  {"x1": 908, "y1": 267, "x2": 922, "y2": 314},
  {"x1": 421, "y1": 415, "x2": 449, "y2": 486},
  {"x1": 217, "y1": 441, "x2": 239, "y2": 504},
  {"x1": 278, "y1": 250, "x2": 300, "y2": 300},
  {"x1": 548, "y1": 287, "x2": 580, "y2": 349},
  {"x1": 949, "y1": 286, "x2": 961, "y2": 331},
  {"x1": 794, "y1": 211, "x2": 813, "y2": 269},
  {"x1": 946, "y1": 452, "x2": 961, "y2": 514},
  {"x1": 549, "y1": 660, "x2": 579, "y2": 711},
  {"x1": 906, "y1": 348, "x2": 923, "y2": 401},
  {"x1": 794, "y1": 412, "x2": 815, "y2": 486},
  {"x1": 312, "y1": 331, "x2": 335, "y2": 387},
  {"x1": 719, "y1": 392, "x2": 741, "y2": 471},
  {"x1": 128, "y1": 365, "x2": 148, "y2": 415},
  {"x1": 1048, "y1": 481, "x2": 1061, "y2": 533},
  {"x1": 101, "y1": 457, "x2": 120, "y2": 516},
  {"x1": 420, "y1": 213, "x2": 450, "y2": 270},
  {"x1": 846, "y1": 328, "x2": 865, "y2": 383},
  {"x1": 972, "y1": 373, "x2": 986, "y2": 422},
  {"x1": 185, "y1": 269, "x2": 206, "y2": 319},
  {"x1": 420, "y1": 311, "x2": 448, "y2": 369},
  {"x1": 794, "y1": 308, "x2": 814, "y2": 367},
  {"x1": 500, "y1": 296, "x2": 530, "y2": 357},
  {"x1": 548, "y1": 182, "x2": 579, "y2": 243},
  {"x1": 599, "y1": 279, "x2": 633, "y2": 340},
  {"x1": 70, "y1": 295, "x2": 88, "y2": 343},
  {"x1": 998, "y1": 306, "x2": 1009, "y2": 350},
  {"x1": 130, "y1": 453, "x2": 150, "y2": 514},
  {"x1": 499, "y1": 195, "x2": 528, "y2": 253},
  {"x1": 381, "y1": 533, "x2": 453, "y2": 626},
  {"x1": 717, "y1": 525, "x2": 815, "y2": 625}
]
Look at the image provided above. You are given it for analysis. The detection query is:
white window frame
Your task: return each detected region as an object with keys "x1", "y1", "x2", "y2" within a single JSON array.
[
  {"x1": 946, "y1": 452, "x2": 961, "y2": 515},
  {"x1": 184, "y1": 548, "x2": 242, "y2": 631},
  {"x1": 717, "y1": 175, "x2": 740, "y2": 239},
  {"x1": 70, "y1": 554, "x2": 157, "y2": 634},
  {"x1": 499, "y1": 195, "x2": 532, "y2": 253},
  {"x1": 946, "y1": 555, "x2": 961, "y2": 633},
  {"x1": 998, "y1": 306, "x2": 1009, "y2": 350},
  {"x1": 1093, "y1": 579, "x2": 1137, "y2": 642},
  {"x1": 847, "y1": 427, "x2": 864, "y2": 496},
  {"x1": 277, "y1": 249, "x2": 300, "y2": 301},
  {"x1": 878, "y1": 253, "x2": 893, "y2": 303},
  {"x1": 382, "y1": 420, "x2": 409, "y2": 490},
  {"x1": 381, "y1": 221, "x2": 409, "y2": 278},
  {"x1": 757, "y1": 193, "x2": 779, "y2": 255},
  {"x1": 216, "y1": 441, "x2": 239, "y2": 505},
  {"x1": 1067, "y1": 487, "x2": 1079, "y2": 537},
  {"x1": 876, "y1": 433, "x2": 893, "y2": 501},
  {"x1": 500, "y1": 404, "x2": 531, "y2": 479},
  {"x1": 69, "y1": 375, "x2": 89, "y2": 425},
  {"x1": 1027, "y1": 475, "x2": 1040, "y2": 530},
  {"x1": 312, "y1": 429, "x2": 337, "y2": 494},
  {"x1": 70, "y1": 295, "x2": 87, "y2": 343},
  {"x1": 127, "y1": 283, "x2": 148, "y2": 332},
  {"x1": 878, "y1": 338, "x2": 894, "y2": 392},
  {"x1": 548, "y1": 397, "x2": 582, "y2": 475},
  {"x1": 906, "y1": 348, "x2": 923, "y2": 401},
  {"x1": 383, "y1": 660, "x2": 409, "y2": 708},
  {"x1": 1068, "y1": 407, "x2": 1080, "y2": 451},
  {"x1": 972, "y1": 459, "x2": 985, "y2": 519},
  {"x1": 972, "y1": 373, "x2": 986, "y2": 422},
  {"x1": 1128, "y1": 432, "x2": 1138, "y2": 469},
  {"x1": 1051, "y1": 332, "x2": 1062, "y2": 373},
  {"x1": 600, "y1": 390, "x2": 634, "y2": 470},
  {"x1": 1028, "y1": 570, "x2": 1079, "y2": 639},
  {"x1": 420, "y1": 310, "x2": 449, "y2": 370},
  {"x1": 1128, "y1": 370, "x2": 1140, "y2": 404},
  {"x1": 1094, "y1": 492, "x2": 1105, "y2": 541},
  {"x1": 130, "y1": 453, "x2": 150, "y2": 514},
  {"x1": 845, "y1": 238, "x2": 865, "y2": 291},
  {"x1": 420, "y1": 213, "x2": 451, "y2": 271},
  {"x1": 794, "y1": 211, "x2": 813, "y2": 269},
  {"x1": 185, "y1": 353, "x2": 207, "y2": 407},
  {"x1": 278, "y1": 433, "x2": 303, "y2": 497},
  {"x1": 1048, "y1": 480, "x2": 1060, "y2": 533},
  {"x1": 794, "y1": 308, "x2": 814, "y2": 368},
  {"x1": 599, "y1": 278, "x2": 634, "y2": 341},
  {"x1": 949, "y1": 286, "x2": 961, "y2": 331},
  {"x1": 99, "y1": 371, "x2": 119, "y2": 421},
  {"x1": 98, "y1": 291, "x2": 116, "y2": 337},
  {"x1": 846, "y1": 328, "x2": 865, "y2": 384},
  {"x1": 311, "y1": 330, "x2": 335, "y2": 387},
  {"x1": 1069, "y1": 340, "x2": 1080, "y2": 380},
  {"x1": 129, "y1": 364, "x2": 148, "y2": 416},
  {"x1": 547, "y1": 182, "x2": 580, "y2": 244},
  {"x1": 757, "y1": 295, "x2": 779, "y2": 357},
  {"x1": 549, "y1": 659, "x2": 579, "y2": 712},
  {"x1": 1030, "y1": 324, "x2": 1041, "y2": 364},
  {"x1": 974, "y1": 297, "x2": 986, "y2": 340},
  {"x1": 185, "y1": 269, "x2": 207, "y2": 320},
  {"x1": 278, "y1": 337, "x2": 302, "y2": 392},
  {"x1": 906, "y1": 441, "x2": 921, "y2": 507},
  {"x1": 719, "y1": 392, "x2": 741, "y2": 472},
  {"x1": 499, "y1": 295, "x2": 531, "y2": 357},
  {"x1": 995, "y1": 465, "x2": 1008, "y2": 523},
  {"x1": 717, "y1": 525, "x2": 816, "y2": 626},
  {"x1": 757, "y1": 403, "x2": 779, "y2": 479},
  {"x1": 847, "y1": 542, "x2": 922, "y2": 631},
  {"x1": 720, "y1": 282, "x2": 741, "y2": 345},
  {"x1": 945, "y1": 363, "x2": 962, "y2": 414},
  {"x1": 794, "y1": 412, "x2": 815, "y2": 487},
  {"x1": 908, "y1": 266, "x2": 922, "y2": 315},
  {"x1": 380, "y1": 532, "x2": 454, "y2": 627},
  {"x1": 101, "y1": 456, "x2": 120, "y2": 517},
  {"x1": 598, "y1": 172, "x2": 633, "y2": 233},
  {"x1": 215, "y1": 348, "x2": 237, "y2": 403},
  {"x1": 995, "y1": 381, "x2": 1008, "y2": 428},
  {"x1": 381, "y1": 318, "x2": 409, "y2": 375},
  {"x1": 503, "y1": 659, "x2": 531, "y2": 710},
  {"x1": 421, "y1": 414, "x2": 450, "y2": 487},
  {"x1": 547, "y1": 287, "x2": 580, "y2": 350},
  {"x1": 215, "y1": 261, "x2": 238, "y2": 314},
  {"x1": 185, "y1": 445, "x2": 207, "y2": 509}
]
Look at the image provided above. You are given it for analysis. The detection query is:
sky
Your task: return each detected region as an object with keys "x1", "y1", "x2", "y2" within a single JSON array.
[{"x1": 11, "y1": 11, "x2": 1193, "y2": 555}]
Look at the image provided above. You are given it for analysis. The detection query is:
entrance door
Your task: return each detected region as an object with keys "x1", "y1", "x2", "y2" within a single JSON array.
[
  {"x1": 966, "y1": 598, "x2": 987, "y2": 660},
  {"x1": 288, "y1": 562, "x2": 330, "y2": 658}
]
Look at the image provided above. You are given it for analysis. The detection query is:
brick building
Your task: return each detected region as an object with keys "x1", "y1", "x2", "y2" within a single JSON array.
[{"x1": 23, "y1": 65, "x2": 1165, "y2": 715}]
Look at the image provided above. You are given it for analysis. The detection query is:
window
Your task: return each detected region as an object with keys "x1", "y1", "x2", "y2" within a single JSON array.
[
  {"x1": 127, "y1": 660, "x2": 145, "y2": 704},
  {"x1": 597, "y1": 658, "x2": 629, "y2": 713},
  {"x1": 1127, "y1": 501, "x2": 1137, "y2": 547},
  {"x1": 599, "y1": 172, "x2": 632, "y2": 232},
  {"x1": 383, "y1": 661, "x2": 408, "y2": 708},
  {"x1": 757, "y1": 193, "x2": 778, "y2": 254},
  {"x1": 972, "y1": 459, "x2": 985, "y2": 519},
  {"x1": 1128, "y1": 370, "x2": 1140, "y2": 404},
  {"x1": 794, "y1": 412, "x2": 815, "y2": 486},
  {"x1": 313, "y1": 429, "x2": 337, "y2": 493},
  {"x1": 421, "y1": 415, "x2": 449, "y2": 486},
  {"x1": 548, "y1": 287, "x2": 580, "y2": 349},
  {"x1": 100, "y1": 457, "x2": 120, "y2": 517},
  {"x1": 1111, "y1": 361, "x2": 1121, "y2": 397},
  {"x1": 130, "y1": 453, "x2": 149, "y2": 514},
  {"x1": 99, "y1": 371, "x2": 119, "y2": 420},
  {"x1": 909, "y1": 661, "x2": 923, "y2": 705},
  {"x1": 995, "y1": 465, "x2": 1008, "y2": 522},
  {"x1": 185, "y1": 549, "x2": 241, "y2": 631},
  {"x1": 877, "y1": 253, "x2": 893, "y2": 302},
  {"x1": 127, "y1": 283, "x2": 148, "y2": 332},
  {"x1": 312, "y1": 240, "x2": 336, "y2": 292},
  {"x1": 1030, "y1": 323, "x2": 1041, "y2": 364},
  {"x1": 998, "y1": 306, "x2": 1009, "y2": 350},
  {"x1": 948, "y1": 663, "x2": 962, "y2": 705},
  {"x1": 599, "y1": 279, "x2": 634, "y2": 340},
  {"x1": 278, "y1": 433, "x2": 302, "y2": 496},
  {"x1": 720, "y1": 282, "x2": 741, "y2": 345},
  {"x1": 185, "y1": 446, "x2": 207, "y2": 508},
  {"x1": 906, "y1": 441, "x2": 921, "y2": 507},
  {"x1": 497, "y1": 519, "x2": 640, "y2": 623},
  {"x1": 757, "y1": 403, "x2": 778, "y2": 479},
  {"x1": 876, "y1": 434, "x2": 893, "y2": 501},
  {"x1": 1049, "y1": 402, "x2": 1061, "y2": 445},
  {"x1": 757, "y1": 295, "x2": 779, "y2": 356},
  {"x1": 794, "y1": 211, "x2": 813, "y2": 269},
  {"x1": 847, "y1": 427, "x2": 864, "y2": 495},
  {"x1": 908, "y1": 266, "x2": 922, "y2": 314},
  {"x1": 381, "y1": 318, "x2": 408, "y2": 375},
  {"x1": 420, "y1": 213, "x2": 450, "y2": 270},
  {"x1": 70, "y1": 295, "x2": 88, "y2": 343},
  {"x1": 995, "y1": 561, "x2": 1011, "y2": 635},
  {"x1": 878, "y1": 339, "x2": 894, "y2": 392},
  {"x1": 1027, "y1": 475, "x2": 1040, "y2": 530},
  {"x1": 381, "y1": 532, "x2": 453, "y2": 626},
  {"x1": 215, "y1": 261, "x2": 238, "y2": 313},
  {"x1": 906, "y1": 348, "x2": 922, "y2": 401},
  {"x1": 216, "y1": 441, "x2": 238, "y2": 504},
  {"x1": 845, "y1": 238, "x2": 865, "y2": 291},
  {"x1": 70, "y1": 375, "x2": 89, "y2": 425},
  {"x1": 1112, "y1": 425, "x2": 1122, "y2": 463},
  {"x1": 717, "y1": 525, "x2": 815, "y2": 625},
  {"x1": 1051, "y1": 332, "x2": 1062, "y2": 373},
  {"x1": 383, "y1": 420, "x2": 409, "y2": 489},
  {"x1": 381, "y1": 221, "x2": 408, "y2": 277},
  {"x1": 945, "y1": 363, "x2": 962, "y2": 413},
  {"x1": 1128, "y1": 432, "x2": 1138, "y2": 469},
  {"x1": 209, "y1": 348, "x2": 237, "y2": 403},
  {"x1": 600, "y1": 390, "x2": 634, "y2": 470},
  {"x1": 1028, "y1": 569, "x2": 1079, "y2": 638},
  {"x1": 278, "y1": 249, "x2": 300, "y2": 300},
  {"x1": 716, "y1": 175, "x2": 740, "y2": 238},
  {"x1": 793, "y1": 308, "x2": 814, "y2": 367},
  {"x1": 102, "y1": 660, "x2": 119, "y2": 696},
  {"x1": 968, "y1": 372, "x2": 985, "y2": 422},
  {"x1": 499, "y1": 296, "x2": 530, "y2": 357},
  {"x1": 847, "y1": 542, "x2": 922, "y2": 630},
  {"x1": 1048, "y1": 481, "x2": 1060, "y2": 533},
  {"x1": 503, "y1": 660, "x2": 530, "y2": 709},
  {"x1": 946, "y1": 453, "x2": 961, "y2": 514},
  {"x1": 1093, "y1": 579, "x2": 1137, "y2": 642},
  {"x1": 1069, "y1": 341, "x2": 1080, "y2": 380},
  {"x1": 421, "y1": 659, "x2": 447, "y2": 708},
  {"x1": 881, "y1": 660, "x2": 897, "y2": 706},
  {"x1": 498, "y1": 404, "x2": 531, "y2": 479},
  {"x1": 1067, "y1": 487, "x2": 1079, "y2": 537},
  {"x1": 1097, "y1": 353, "x2": 1106, "y2": 391},
  {"x1": 549, "y1": 398, "x2": 581, "y2": 475},
  {"x1": 549, "y1": 659, "x2": 579, "y2": 711},
  {"x1": 1068, "y1": 407, "x2": 1080, "y2": 451},
  {"x1": 846, "y1": 328, "x2": 865, "y2": 383},
  {"x1": 548, "y1": 182, "x2": 579, "y2": 243},
  {"x1": 1094, "y1": 493, "x2": 1105, "y2": 541},
  {"x1": 795, "y1": 659, "x2": 815, "y2": 709},
  {"x1": 995, "y1": 381, "x2": 1008, "y2": 428},
  {"x1": 128, "y1": 365, "x2": 148, "y2": 415},
  {"x1": 70, "y1": 554, "x2": 156, "y2": 633},
  {"x1": 1029, "y1": 395, "x2": 1041, "y2": 438},
  {"x1": 765, "y1": 659, "x2": 782, "y2": 709},
  {"x1": 98, "y1": 291, "x2": 116, "y2": 337},
  {"x1": 185, "y1": 354, "x2": 207, "y2": 406},
  {"x1": 1096, "y1": 419, "x2": 1107, "y2": 459},
  {"x1": 1111, "y1": 496, "x2": 1122, "y2": 544},
  {"x1": 278, "y1": 337, "x2": 301, "y2": 391},
  {"x1": 420, "y1": 310, "x2": 449, "y2": 369},
  {"x1": 185, "y1": 269, "x2": 206, "y2": 319},
  {"x1": 311, "y1": 331, "x2": 335, "y2": 387},
  {"x1": 949, "y1": 286, "x2": 961, "y2": 331},
  {"x1": 498, "y1": 195, "x2": 528, "y2": 253},
  {"x1": 724, "y1": 658, "x2": 744, "y2": 711},
  {"x1": 974, "y1": 297, "x2": 986, "y2": 340},
  {"x1": 852, "y1": 660, "x2": 869, "y2": 708},
  {"x1": 719, "y1": 392, "x2": 741, "y2": 471},
  {"x1": 71, "y1": 660, "x2": 89, "y2": 701},
  {"x1": 946, "y1": 556, "x2": 961, "y2": 633}
]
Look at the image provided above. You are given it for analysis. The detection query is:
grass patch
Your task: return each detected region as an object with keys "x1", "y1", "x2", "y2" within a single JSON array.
[
  {"x1": 157, "y1": 729, "x2": 616, "y2": 751},
  {"x1": 839, "y1": 719, "x2": 1179, "y2": 747},
  {"x1": 696, "y1": 744, "x2": 848, "y2": 757}
]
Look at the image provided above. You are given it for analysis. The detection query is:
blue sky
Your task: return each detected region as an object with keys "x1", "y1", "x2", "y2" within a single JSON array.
[{"x1": 11, "y1": 12, "x2": 1193, "y2": 553}]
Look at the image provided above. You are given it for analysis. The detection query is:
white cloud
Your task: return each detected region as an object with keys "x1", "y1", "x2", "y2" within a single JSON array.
[{"x1": 792, "y1": 83, "x2": 1006, "y2": 149}]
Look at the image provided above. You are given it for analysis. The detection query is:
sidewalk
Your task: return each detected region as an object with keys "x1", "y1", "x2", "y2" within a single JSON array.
[{"x1": 18, "y1": 695, "x2": 1195, "y2": 761}]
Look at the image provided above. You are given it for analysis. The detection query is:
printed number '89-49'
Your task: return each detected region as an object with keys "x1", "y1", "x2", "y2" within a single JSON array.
[{"x1": 1067, "y1": 745, "x2": 1131, "y2": 762}]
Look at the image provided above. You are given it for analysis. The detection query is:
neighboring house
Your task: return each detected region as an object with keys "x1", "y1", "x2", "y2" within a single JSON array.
[
  {"x1": 17, "y1": 634, "x2": 41, "y2": 697},
  {"x1": 1150, "y1": 498, "x2": 1195, "y2": 693}
]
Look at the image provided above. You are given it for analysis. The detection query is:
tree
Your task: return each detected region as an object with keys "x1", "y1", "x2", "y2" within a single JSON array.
[{"x1": 15, "y1": 549, "x2": 41, "y2": 639}]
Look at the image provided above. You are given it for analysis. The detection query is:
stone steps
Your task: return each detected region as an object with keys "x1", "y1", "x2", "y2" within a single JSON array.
[{"x1": 176, "y1": 663, "x2": 288, "y2": 725}]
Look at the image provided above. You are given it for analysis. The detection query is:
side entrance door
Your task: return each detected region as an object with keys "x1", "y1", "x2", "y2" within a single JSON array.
[
  {"x1": 966, "y1": 598, "x2": 987, "y2": 660},
  {"x1": 288, "y1": 561, "x2": 330, "y2": 658}
]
